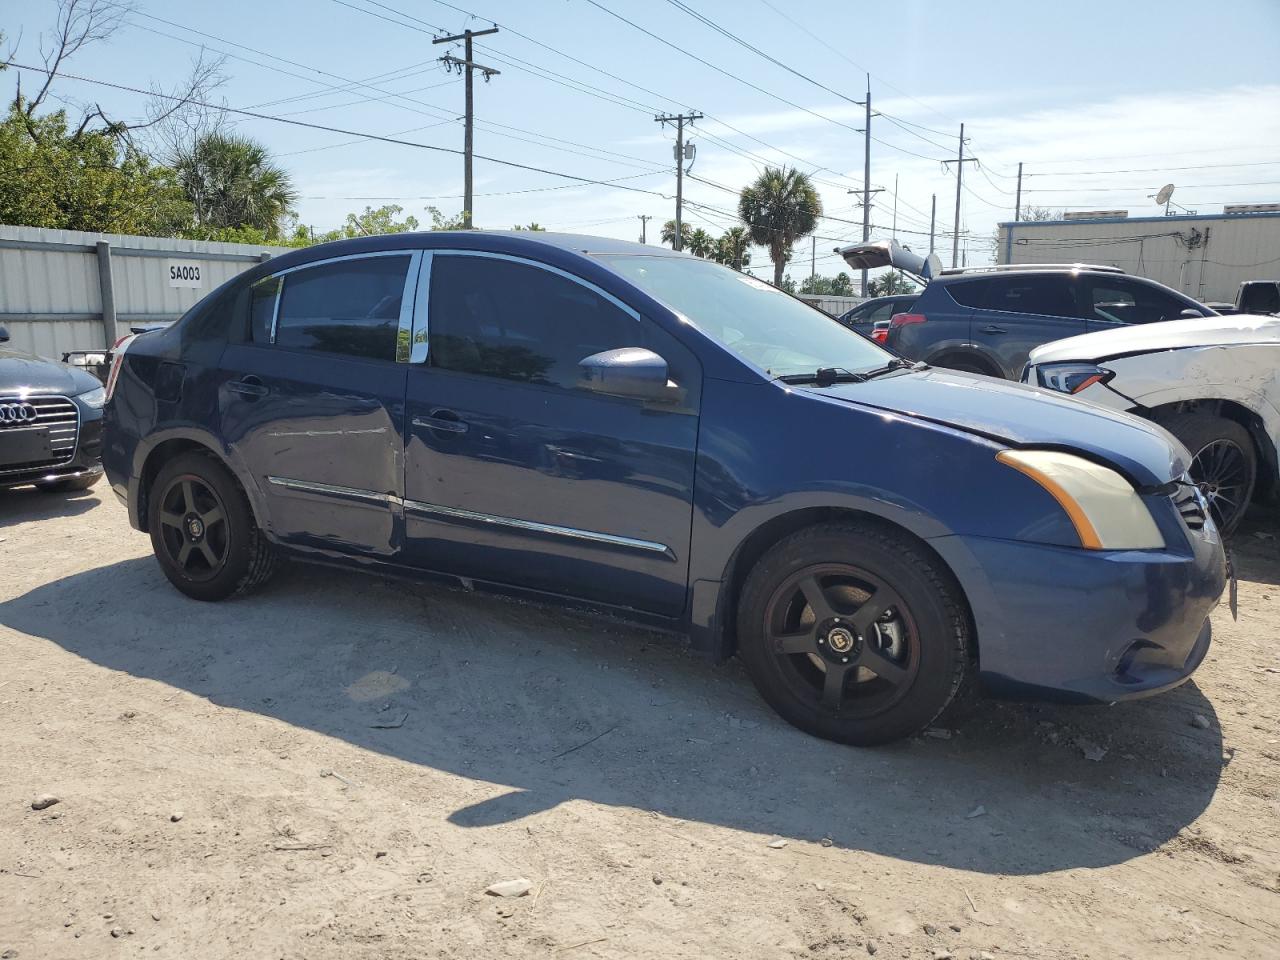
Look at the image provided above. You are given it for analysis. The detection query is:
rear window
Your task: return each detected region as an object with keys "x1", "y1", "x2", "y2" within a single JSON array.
[
  {"x1": 945, "y1": 279, "x2": 990, "y2": 308},
  {"x1": 983, "y1": 275, "x2": 1076, "y2": 318}
]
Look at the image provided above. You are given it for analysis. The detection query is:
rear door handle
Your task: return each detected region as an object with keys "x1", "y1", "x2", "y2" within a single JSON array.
[
  {"x1": 227, "y1": 376, "x2": 268, "y2": 398},
  {"x1": 413, "y1": 411, "x2": 469, "y2": 434},
  {"x1": 981, "y1": 325, "x2": 1007, "y2": 335}
]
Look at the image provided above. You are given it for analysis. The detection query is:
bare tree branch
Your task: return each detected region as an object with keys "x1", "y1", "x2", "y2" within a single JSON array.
[{"x1": 26, "y1": 0, "x2": 135, "y2": 119}]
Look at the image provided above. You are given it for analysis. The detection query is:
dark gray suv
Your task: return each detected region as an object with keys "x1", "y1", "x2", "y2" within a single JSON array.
[{"x1": 837, "y1": 243, "x2": 1216, "y2": 379}]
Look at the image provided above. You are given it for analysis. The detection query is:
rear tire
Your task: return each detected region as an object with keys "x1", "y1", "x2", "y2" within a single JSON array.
[
  {"x1": 1156, "y1": 412, "x2": 1256, "y2": 536},
  {"x1": 36, "y1": 472, "x2": 102, "y2": 493},
  {"x1": 736, "y1": 521, "x2": 972, "y2": 746},
  {"x1": 147, "y1": 452, "x2": 278, "y2": 601}
]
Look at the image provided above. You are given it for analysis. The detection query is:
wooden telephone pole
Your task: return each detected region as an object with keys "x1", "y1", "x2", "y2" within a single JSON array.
[{"x1": 434, "y1": 26, "x2": 500, "y2": 229}]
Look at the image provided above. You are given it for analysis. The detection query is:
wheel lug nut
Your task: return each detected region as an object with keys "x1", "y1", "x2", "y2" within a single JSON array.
[{"x1": 841, "y1": 657, "x2": 849, "y2": 663}]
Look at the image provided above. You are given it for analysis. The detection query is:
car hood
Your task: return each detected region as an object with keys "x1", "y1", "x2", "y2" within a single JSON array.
[
  {"x1": 803, "y1": 368, "x2": 1185, "y2": 486},
  {"x1": 0, "y1": 346, "x2": 99, "y2": 395},
  {"x1": 1029, "y1": 313, "x2": 1280, "y2": 364}
]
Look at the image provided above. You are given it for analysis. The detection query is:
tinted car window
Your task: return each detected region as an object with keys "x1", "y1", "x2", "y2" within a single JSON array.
[
  {"x1": 249, "y1": 276, "x2": 282, "y2": 344},
  {"x1": 1083, "y1": 277, "x2": 1199, "y2": 325},
  {"x1": 867, "y1": 301, "x2": 899, "y2": 323},
  {"x1": 983, "y1": 275, "x2": 1076, "y2": 317},
  {"x1": 428, "y1": 255, "x2": 639, "y2": 388},
  {"x1": 945, "y1": 279, "x2": 990, "y2": 308},
  {"x1": 272, "y1": 256, "x2": 410, "y2": 361}
]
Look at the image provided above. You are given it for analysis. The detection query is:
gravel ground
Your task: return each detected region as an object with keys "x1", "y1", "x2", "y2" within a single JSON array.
[{"x1": 1, "y1": 485, "x2": 1278, "y2": 959}]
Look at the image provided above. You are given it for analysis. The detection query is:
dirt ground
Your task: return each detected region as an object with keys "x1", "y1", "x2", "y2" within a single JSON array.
[{"x1": 1, "y1": 486, "x2": 1278, "y2": 960}]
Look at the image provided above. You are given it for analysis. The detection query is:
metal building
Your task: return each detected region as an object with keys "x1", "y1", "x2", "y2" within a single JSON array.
[
  {"x1": 0, "y1": 224, "x2": 290, "y2": 358},
  {"x1": 995, "y1": 208, "x2": 1280, "y2": 304}
]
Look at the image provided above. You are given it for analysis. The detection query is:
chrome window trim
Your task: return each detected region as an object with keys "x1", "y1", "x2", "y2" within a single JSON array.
[
  {"x1": 396, "y1": 251, "x2": 423, "y2": 362},
  {"x1": 266, "y1": 475, "x2": 393, "y2": 506},
  {"x1": 403, "y1": 497, "x2": 674, "y2": 559},
  {"x1": 409, "y1": 251, "x2": 433, "y2": 364},
  {"x1": 407, "y1": 248, "x2": 642, "y2": 365},
  {"x1": 260, "y1": 250, "x2": 419, "y2": 351}
]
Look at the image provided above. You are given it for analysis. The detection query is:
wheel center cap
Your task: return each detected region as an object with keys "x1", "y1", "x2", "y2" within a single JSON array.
[
  {"x1": 826, "y1": 626, "x2": 857, "y2": 654},
  {"x1": 186, "y1": 516, "x2": 204, "y2": 540}
]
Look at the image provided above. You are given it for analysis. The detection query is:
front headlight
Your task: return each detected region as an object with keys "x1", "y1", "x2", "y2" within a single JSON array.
[
  {"x1": 1036, "y1": 362, "x2": 1114, "y2": 395},
  {"x1": 77, "y1": 385, "x2": 106, "y2": 409},
  {"x1": 997, "y1": 449, "x2": 1164, "y2": 550}
]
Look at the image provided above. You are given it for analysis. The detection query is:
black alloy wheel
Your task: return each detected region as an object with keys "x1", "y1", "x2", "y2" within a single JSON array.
[
  {"x1": 1189, "y1": 438, "x2": 1251, "y2": 534},
  {"x1": 155, "y1": 474, "x2": 231, "y2": 582},
  {"x1": 763, "y1": 563, "x2": 920, "y2": 718}
]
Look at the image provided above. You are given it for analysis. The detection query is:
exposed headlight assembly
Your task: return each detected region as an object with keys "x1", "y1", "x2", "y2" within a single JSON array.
[
  {"x1": 997, "y1": 449, "x2": 1164, "y2": 550},
  {"x1": 77, "y1": 385, "x2": 106, "y2": 409},
  {"x1": 1036, "y1": 362, "x2": 1114, "y2": 395}
]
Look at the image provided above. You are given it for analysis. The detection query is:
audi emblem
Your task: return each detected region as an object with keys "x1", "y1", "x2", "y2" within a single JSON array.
[{"x1": 0, "y1": 402, "x2": 38, "y2": 425}]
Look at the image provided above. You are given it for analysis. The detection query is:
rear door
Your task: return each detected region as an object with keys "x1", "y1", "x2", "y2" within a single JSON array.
[
  {"x1": 217, "y1": 251, "x2": 417, "y2": 557},
  {"x1": 400, "y1": 251, "x2": 700, "y2": 616},
  {"x1": 972, "y1": 274, "x2": 1084, "y2": 377}
]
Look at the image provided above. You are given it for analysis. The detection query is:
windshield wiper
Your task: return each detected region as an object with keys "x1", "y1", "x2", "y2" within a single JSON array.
[{"x1": 777, "y1": 358, "x2": 923, "y2": 386}]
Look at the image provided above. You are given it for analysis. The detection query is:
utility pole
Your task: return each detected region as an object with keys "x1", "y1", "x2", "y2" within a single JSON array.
[
  {"x1": 810, "y1": 234, "x2": 816, "y2": 283},
  {"x1": 942, "y1": 123, "x2": 977, "y2": 268},
  {"x1": 654, "y1": 112, "x2": 702, "y2": 252},
  {"x1": 861, "y1": 73, "x2": 872, "y2": 297},
  {"x1": 434, "y1": 26, "x2": 500, "y2": 230},
  {"x1": 928, "y1": 193, "x2": 936, "y2": 257},
  {"x1": 891, "y1": 173, "x2": 900, "y2": 287},
  {"x1": 638, "y1": 214, "x2": 651, "y2": 244},
  {"x1": 1014, "y1": 161, "x2": 1023, "y2": 222}
]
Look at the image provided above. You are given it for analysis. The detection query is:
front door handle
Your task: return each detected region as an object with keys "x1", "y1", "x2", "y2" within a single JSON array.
[
  {"x1": 413, "y1": 410, "x2": 469, "y2": 434},
  {"x1": 981, "y1": 325, "x2": 1007, "y2": 335},
  {"x1": 227, "y1": 376, "x2": 268, "y2": 398}
]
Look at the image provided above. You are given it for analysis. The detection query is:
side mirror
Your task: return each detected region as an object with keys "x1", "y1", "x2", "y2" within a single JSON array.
[
  {"x1": 1179, "y1": 308, "x2": 1203, "y2": 319},
  {"x1": 579, "y1": 347, "x2": 681, "y2": 402},
  {"x1": 0, "y1": 324, "x2": 8, "y2": 343}
]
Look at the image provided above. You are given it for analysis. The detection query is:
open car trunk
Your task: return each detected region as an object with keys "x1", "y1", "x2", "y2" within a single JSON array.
[{"x1": 836, "y1": 239, "x2": 941, "y2": 283}]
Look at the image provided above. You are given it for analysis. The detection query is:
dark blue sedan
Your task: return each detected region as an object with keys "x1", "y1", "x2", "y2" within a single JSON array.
[{"x1": 102, "y1": 233, "x2": 1226, "y2": 745}]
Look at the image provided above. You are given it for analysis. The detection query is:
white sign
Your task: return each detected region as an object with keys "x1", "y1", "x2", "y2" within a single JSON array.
[{"x1": 167, "y1": 260, "x2": 205, "y2": 288}]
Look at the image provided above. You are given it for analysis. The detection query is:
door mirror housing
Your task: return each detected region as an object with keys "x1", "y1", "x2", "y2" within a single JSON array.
[
  {"x1": 0, "y1": 324, "x2": 8, "y2": 343},
  {"x1": 579, "y1": 347, "x2": 681, "y2": 402},
  {"x1": 1179, "y1": 308, "x2": 1204, "y2": 319}
]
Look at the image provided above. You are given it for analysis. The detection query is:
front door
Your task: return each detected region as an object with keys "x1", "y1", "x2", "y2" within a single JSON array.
[
  {"x1": 402, "y1": 251, "x2": 700, "y2": 617},
  {"x1": 974, "y1": 274, "x2": 1085, "y2": 377},
  {"x1": 217, "y1": 251, "x2": 417, "y2": 557}
]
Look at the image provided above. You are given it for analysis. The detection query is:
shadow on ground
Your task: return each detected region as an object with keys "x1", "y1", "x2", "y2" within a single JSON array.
[
  {"x1": 1, "y1": 554, "x2": 1227, "y2": 876},
  {"x1": 0, "y1": 485, "x2": 102, "y2": 523}
]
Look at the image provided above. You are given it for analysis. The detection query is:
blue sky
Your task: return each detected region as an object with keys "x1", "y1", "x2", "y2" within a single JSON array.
[{"x1": 4, "y1": 0, "x2": 1280, "y2": 279}]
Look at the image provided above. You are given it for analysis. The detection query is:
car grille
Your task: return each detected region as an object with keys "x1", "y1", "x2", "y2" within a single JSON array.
[
  {"x1": 1172, "y1": 484, "x2": 1207, "y2": 531},
  {"x1": 0, "y1": 395, "x2": 80, "y2": 474}
]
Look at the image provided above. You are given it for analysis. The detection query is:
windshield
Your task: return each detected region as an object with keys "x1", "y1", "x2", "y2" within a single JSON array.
[{"x1": 597, "y1": 254, "x2": 889, "y2": 378}]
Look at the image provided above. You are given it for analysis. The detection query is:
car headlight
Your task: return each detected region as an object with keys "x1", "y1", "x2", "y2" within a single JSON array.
[
  {"x1": 997, "y1": 449, "x2": 1164, "y2": 550},
  {"x1": 1036, "y1": 362, "x2": 1114, "y2": 395},
  {"x1": 77, "y1": 385, "x2": 106, "y2": 409}
]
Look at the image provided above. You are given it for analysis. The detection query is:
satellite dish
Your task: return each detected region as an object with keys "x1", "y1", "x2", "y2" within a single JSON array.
[{"x1": 1154, "y1": 183, "x2": 1175, "y2": 206}]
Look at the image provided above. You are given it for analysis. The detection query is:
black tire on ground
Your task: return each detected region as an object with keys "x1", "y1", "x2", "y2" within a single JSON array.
[
  {"x1": 147, "y1": 451, "x2": 278, "y2": 601},
  {"x1": 1156, "y1": 412, "x2": 1256, "y2": 537},
  {"x1": 736, "y1": 521, "x2": 972, "y2": 746},
  {"x1": 35, "y1": 472, "x2": 102, "y2": 493}
]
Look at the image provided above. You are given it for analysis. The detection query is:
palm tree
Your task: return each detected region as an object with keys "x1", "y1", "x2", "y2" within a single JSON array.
[
  {"x1": 686, "y1": 228, "x2": 715, "y2": 258},
  {"x1": 173, "y1": 133, "x2": 297, "y2": 239},
  {"x1": 660, "y1": 218, "x2": 692, "y2": 249},
  {"x1": 738, "y1": 166, "x2": 822, "y2": 286},
  {"x1": 715, "y1": 227, "x2": 752, "y2": 271}
]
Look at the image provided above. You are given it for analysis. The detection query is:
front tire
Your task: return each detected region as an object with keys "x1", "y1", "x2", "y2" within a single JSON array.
[
  {"x1": 736, "y1": 521, "x2": 971, "y2": 746},
  {"x1": 1157, "y1": 412, "x2": 1256, "y2": 536},
  {"x1": 147, "y1": 452, "x2": 278, "y2": 601}
]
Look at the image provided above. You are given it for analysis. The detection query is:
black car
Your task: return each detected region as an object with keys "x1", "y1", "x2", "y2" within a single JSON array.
[
  {"x1": 837, "y1": 294, "x2": 919, "y2": 339},
  {"x1": 0, "y1": 324, "x2": 106, "y2": 492},
  {"x1": 837, "y1": 241, "x2": 1215, "y2": 378}
]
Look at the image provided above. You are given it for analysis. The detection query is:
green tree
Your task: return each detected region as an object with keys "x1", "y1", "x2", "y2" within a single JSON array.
[
  {"x1": 738, "y1": 166, "x2": 822, "y2": 287},
  {"x1": 660, "y1": 218, "x2": 692, "y2": 249},
  {"x1": 0, "y1": 104, "x2": 191, "y2": 235},
  {"x1": 173, "y1": 132, "x2": 297, "y2": 240},
  {"x1": 713, "y1": 227, "x2": 752, "y2": 271},
  {"x1": 427, "y1": 206, "x2": 468, "y2": 231},
  {"x1": 512, "y1": 222, "x2": 546, "y2": 231},
  {"x1": 800, "y1": 272, "x2": 856, "y2": 297},
  {"x1": 686, "y1": 228, "x2": 715, "y2": 258},
  {"x1": 867, "y1": 273, "x2": 919, "y2": 297},
  {"x1": 340, "y1": 204, "x2": 420, "y2": 237}
]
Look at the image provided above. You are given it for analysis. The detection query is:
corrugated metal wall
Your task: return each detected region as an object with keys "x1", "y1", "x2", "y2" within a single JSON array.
[
  {"x1": 995, "y1": 212, "x2": 1280, "y2": 303},
  {"x1": 0, "y1": 225, "x2": 291, "y2": 358}
]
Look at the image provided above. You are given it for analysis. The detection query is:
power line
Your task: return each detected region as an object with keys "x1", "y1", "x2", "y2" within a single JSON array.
[
  {"x1": 1024, "y1": 180, "x2": 1280, "y2": 193},
  {"x1": 1026, "y1": 159, "x2": 1280, "y2": 177}
]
